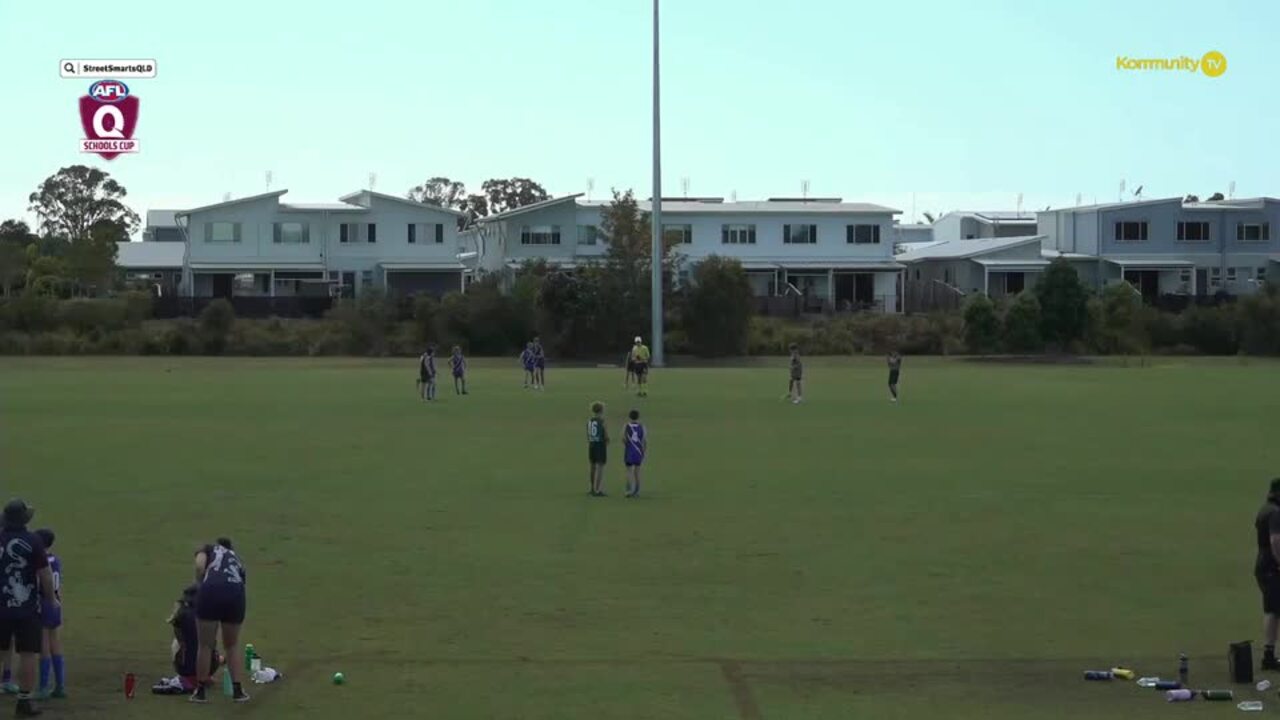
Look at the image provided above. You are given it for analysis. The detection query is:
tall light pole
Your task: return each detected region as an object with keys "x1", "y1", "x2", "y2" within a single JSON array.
[{"x1": 650, "y1": 0, "x2": 665, "y2": 366}]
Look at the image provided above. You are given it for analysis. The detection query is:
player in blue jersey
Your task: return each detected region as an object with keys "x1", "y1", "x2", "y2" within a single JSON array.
[
  {"x1": 190, "y1": 538, "x2": 249, "y2": 704},
  {"x1": 623, "y1": 410, "x2": 647, "y2": 498},
  {"x1": 417, "y1": 346, "x2": 437, "y2": 402},
  {"x1": 34, "y1": 530, "x2": 63, "y2": 700},
  {"x1": 519, "y1": 343, "x2": 535, "y2": 388},
  {"x1": 531, "y1": 336, "x2": 546, "y2": 390},
  {"x1": 449, "y1": 346, "x2": 468, "y2": 395}
]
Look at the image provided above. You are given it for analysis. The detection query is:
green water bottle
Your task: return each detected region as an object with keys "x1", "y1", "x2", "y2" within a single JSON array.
[
  {"x1": 1201, "y1": 689, "x2": 1233, "y2": 701},
  {"x1": 244, "y1": 644, "x2": 256, "y2": 673},
  {"x1": 222, "y1": 668, "x2": 233, "y2": 697}
]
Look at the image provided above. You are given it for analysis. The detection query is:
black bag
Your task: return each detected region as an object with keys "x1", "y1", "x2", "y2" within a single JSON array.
[{"x1": 1230, "y1": 641, "x2": 1254, "y2": 684}]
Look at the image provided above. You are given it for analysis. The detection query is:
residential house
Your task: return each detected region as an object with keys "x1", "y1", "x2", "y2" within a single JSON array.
[
  {"x1": 142, "y1": 210, "x2": 184, "y2": 242},
  {"x1": 115, "y1": 241, "x2": 184, "y2": 296},
  {"x1": 898, "y1": 235, "x2": 1050, "y2": 311},
  {"x1": 932, "y1": 211, "x2": 1038, "y2": 242},
  {"x1": 170, "y1": 190, "x2": 468, "y2": 299},
  {"x1": 473, "y1": 195, "x2": 905, "y2": 312},
  {"x1": 1038, "y1": 196, "x2": 1280, "y2": 302}
]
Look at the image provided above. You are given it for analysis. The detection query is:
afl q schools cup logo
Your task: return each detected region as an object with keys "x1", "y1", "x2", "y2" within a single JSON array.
[{"x1": 79, "y1": 79, "x2": 139, "y2": 160}]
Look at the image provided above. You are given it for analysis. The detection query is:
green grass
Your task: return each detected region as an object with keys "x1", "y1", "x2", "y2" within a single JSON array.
[{"x1": 2, "y1": 355, "x2": 1278, "y2": 719}]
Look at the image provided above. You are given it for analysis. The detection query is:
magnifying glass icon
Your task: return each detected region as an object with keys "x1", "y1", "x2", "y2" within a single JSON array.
[{"x1": 62, "y1": 62, "x2": 76, "y2": 74}]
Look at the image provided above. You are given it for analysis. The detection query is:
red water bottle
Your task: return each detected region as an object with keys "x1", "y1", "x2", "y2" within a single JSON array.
[{"x1": 123, "y1": 672, "x2": 137, "y2": 699}]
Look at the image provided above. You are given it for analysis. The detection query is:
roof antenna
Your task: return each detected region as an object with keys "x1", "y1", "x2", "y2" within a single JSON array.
[
  {"x1": 1118, "y1": 179, "x2": 1126, "y2": 202},
  {"x1": 1229, "y1": 180, "x2": 1236, "y2": 199},
  {"x1": 369, "y1": 173, "x2": 377, "y2": 191},
  {"x1": 586, "y1": 177, "x2": 594, "y2": 201},
  {"x1": 1016, "y1": 192, "x2": 1023, "y2": 216},
  {"x1": 1133, "y1": 184, "x2": 1143, "y2": 199},
  {"x1": 680, "y1": 176, "x2": 690, "y2": 198},
  {"x1": 801, "y1": 179, "x2": 810, "y2": 199},
  {"x1": 265, "y1": 170, "x2": 273, "y2": 190}
]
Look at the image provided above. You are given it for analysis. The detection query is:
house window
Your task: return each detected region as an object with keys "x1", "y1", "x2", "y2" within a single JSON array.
[
  {"x1": 944, "y1": 268, "x2": 952, "y2": 284},
  {"x1": 663, "y1": 224, "x2": 692, "y2": 245},
  {"x1": 577, "y1": 225, "x2": 600, "y2": 246},
  {"x1": 1210, "y1": 267, "x2": 1222, "y2": 288},
  {"x1": 408, "y1": 223, "x2": 445, "y2": 244},
  {"x1": 1258, "y1": 267, "x2": 1268, "y2": 282},
  {"x1": 914, "y1": 269, "x2": 920, "y2": 281},
  {"x1": 361, "y1": 270, "x2": 374, "y2": 288},
  {"x1": 721, "y1": 224, "x2": 756, "y2": 244},
  {"x1": 1226, "y1": 267, "x2": 1238, "y2": 282},
  {"x1": 340, "y1": 223, "x2": 377, "y2": 243},
  {"x1": 783, "y1": 224, "x2": 818, "y2": 244},
  {"x1": 1176, "y1": 221, "x2": 1210, "y2": 242},
  {"x1": 1180, "y1": 269, "x2": 1192, "y2": 283},
  {"x1": 1115, "y1": 221, "x2": 1148, "y2": 242},
  {"x1": 205, "y1": 221, "x2": 240, "y2": 243},
  {"x1": 273, "y1": 222, "x2": 309, "y2": 244},
  {"x1": 521, "y1": 225, "x2": 561, "y2": 245},
  {"x1": 1238, "y1": 223, "x2": 1271, "y2": 242},
  {"x1": 847, "y1": 224, "x2": 881, "y2": 244}
]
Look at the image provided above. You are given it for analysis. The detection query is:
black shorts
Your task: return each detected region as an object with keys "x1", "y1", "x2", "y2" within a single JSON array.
[
  {"x1": 790, "y1": 372, "x2": 802, "y2": 382},
  {"x1": 634, "y1": 362, "x2": 649, "y2": 378},
  {"x1": 589, "y1": 444, "x2": 607, "y2": 465},
  {"x1": 0, "y1": 615, "x2": 42, "y2": 654},
  {"x1": 889, "y1": 369, "x2": 900, "y2": 385},
  {"x1": 1258, "y1": 572, "x2": 1280, "y2": 614},
  {"x1": 196, "y1": 585, "x2": 247, "y2": 625}
]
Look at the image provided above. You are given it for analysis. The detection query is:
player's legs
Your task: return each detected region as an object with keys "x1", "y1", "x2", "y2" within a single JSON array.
[
  {"x1": 15, "y1": 624, "x2": 39, "y2": 716},
  {"x1": 2, "y1": 639, "x2": 14, "y2": 693},
  {"x1": 45, "y1": 627, "x2": 61, "y2": 697},
  {"x1": 192, "y1": 619, "x2": 219, "y2": 699},
  {"x1": 461, "y1": 374, "x2": 467, "y2": 394}
]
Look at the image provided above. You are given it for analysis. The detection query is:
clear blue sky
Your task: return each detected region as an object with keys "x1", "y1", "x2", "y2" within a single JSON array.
[{"x1": 1, "y1": 0, "x2": 1275, "y2": 232}]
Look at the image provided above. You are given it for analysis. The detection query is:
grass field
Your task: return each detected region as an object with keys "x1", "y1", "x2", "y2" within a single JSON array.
[{"x1": 2, "y1": 355, "x2": 1279, "y2": 719}]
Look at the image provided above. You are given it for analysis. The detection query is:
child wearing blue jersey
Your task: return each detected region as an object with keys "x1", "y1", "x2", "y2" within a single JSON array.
[
  {"x1": 417, "y1": 347, "x2": 437, "y2": 401},
  {"x1": 34, "y1": 529, "x2": 63, "y2": 700},
  {"x1": 623, "y1": 410, "x2": 647, "y2": 498},
  {"x1": 449, "y1": 346, "x2": 468, "y2": 395},
  {"x1": 531, "y1": 336, "x2": 546, "y2": 390},
  {"x1": 519, "y1": 343, "x2": 535, "y2": 388}
]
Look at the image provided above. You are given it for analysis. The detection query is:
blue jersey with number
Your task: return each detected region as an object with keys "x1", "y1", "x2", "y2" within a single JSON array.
[
  {"x1": 624, "y1": 422, "x2": 646, "y2": 465},
  {"x1": 450, "y1": 353, "x2": 466, "y2": 377},
  {"x1": 201, "y1": 545, "x2": 246, "y2": 589}
]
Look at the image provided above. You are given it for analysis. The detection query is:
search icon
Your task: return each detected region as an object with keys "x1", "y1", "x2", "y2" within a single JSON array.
[{"x1": 63, "y1": 61, "x2": 76, "y2": 74}]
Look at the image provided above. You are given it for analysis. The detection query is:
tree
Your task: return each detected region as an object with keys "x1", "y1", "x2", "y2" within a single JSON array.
[
  {"x1": 407, "y1": 177, "x2": 467, "y2": 209},
  {"x1": 0, "y1": 220, "x2": 36, "y2": 297},
  {"x1": 28, "y1": 165, "x2": 140, "y2": 241},
  {"x1": 1002, "y1": 291, "x2": 1043, "y2": 352},
  {"x1": 460, "y1": 194, "x2": 489, "y2": 226},
  {"x1": 64, "y1": 219, "x2": 123, "y2": 296},
  {"x1": 962, "y1": 293, "x2": 999, "y2": 354},
  {"x1": 1033, "y1": 257, "x2": 1089, "y2": 350},
  {"x1": 481, "y1": 178, "x2": 549, "y2": 215},
  {"x1": 1090, "y1": 283, "x2": 1148, "y2": 355},
  {"x1": 683, "y1": 256, "x2": 753, "y2": 356},
  {"x1": 198, "y1": 299, "x2": 236, "y2": 355}
]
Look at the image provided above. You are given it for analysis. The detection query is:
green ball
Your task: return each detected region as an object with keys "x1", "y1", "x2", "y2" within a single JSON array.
[{"x1": 332, "y1": 672, "x2": 345, "y2": 685}]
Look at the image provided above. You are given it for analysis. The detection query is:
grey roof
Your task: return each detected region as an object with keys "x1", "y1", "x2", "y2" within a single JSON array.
[
  {"x1": 1104, "y1": 256, "x2": 1195, "y2": 268},
  {"x1": 116, "y1": 241, "x2": 184, "y2": 269},
  {"x1": 580, "y1": 200, "x2": 900, "y2": 214},
  {"x1": 1043, "y1": 195, "x2": 1277, "y2": 215},
  {"x1": 477, "y1": 194, "x2": 585, "y2": 223},
  {"x1": 1041, "y1": 249, "x2": 1096, "y2": 260},
  {"x1": 972, "y1": 258, "x2": 1050, "y2": 268},
  {"x1": 279, "y1": 202, "x2": 366, "y2": 212},
  {"x1": 146, "y1": 210, "x2": 180, "y2": 228},
  {"x1": 338, "y1": 190, "x2": 467, "y2": 217},
  {"x1": 897, "y1": 235, "x2": 1043, "y2": 262},
  {"x1": 178, "y1": 190, "x2": 289, "y2": 216}
]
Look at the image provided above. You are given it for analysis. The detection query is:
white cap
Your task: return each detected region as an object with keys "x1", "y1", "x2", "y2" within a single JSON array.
[{"x1": 634, "y1": 336, "x2": 642, "y2": 343}]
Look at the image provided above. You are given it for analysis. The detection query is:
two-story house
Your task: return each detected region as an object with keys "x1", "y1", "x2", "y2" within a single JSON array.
[
  {"x1": 1038, "y1": 196, "x2": 1279, "y2": 302},
  {"x1": 473, "y1": 195, "x2": 905, "y2": 312},
  {"x1": 174, "y1": 190, "x2": 468, "y2": 299},
  {"x1": 932, "y1": 211, "x2": 1038, "y2": 242}
]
